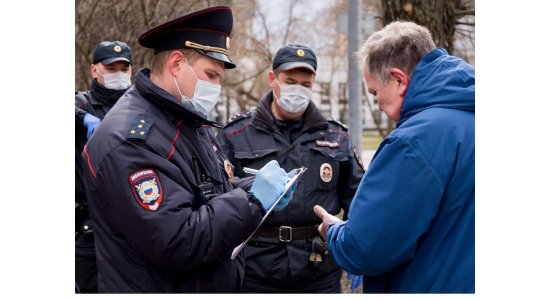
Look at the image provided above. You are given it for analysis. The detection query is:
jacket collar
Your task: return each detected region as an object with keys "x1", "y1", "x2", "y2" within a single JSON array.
[
  {"x1": 89, "y1": 79, "x2": 127, "y2": 106},
  {"x1": 252, "y1": 90, "x2": 328, "y2": 132},
  {"x1": 134, "y1": 68, "x2": 221, "y2": 128}
]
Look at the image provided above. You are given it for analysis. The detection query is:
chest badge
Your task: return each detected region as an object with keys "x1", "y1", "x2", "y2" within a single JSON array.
[
  {"x1": 320, "y1": 163, "x2": 333, "y2": 183},
  {"x1": 315, "y1": 140, "x2": 340, "y2": 148},
  {"x1": 223, "y1": 160, "x2": 235, "y2": 183},
  {"x1": 129, "y1": 169, "x2": 163, "y2": 211}
]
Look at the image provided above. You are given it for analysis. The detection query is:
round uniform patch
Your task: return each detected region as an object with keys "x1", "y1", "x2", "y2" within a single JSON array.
[
  {"x1": 129, "y1": 169, "x2": 163, "y2": 211},
  {"x1": 114, "y1": 45, "x2": 122, "y2": 52},
  {"x1": 320, "y1": 163, "x2": 333, "y2": 183},
  {"x1": 297, "y1": 49, "x2": 305, "y2": 57}
]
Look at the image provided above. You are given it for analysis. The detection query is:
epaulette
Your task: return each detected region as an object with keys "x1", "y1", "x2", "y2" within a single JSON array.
[
  {"x1": 327, "y1": 117, "x2": 348, "y2": 131},
  {"x1": 127, "y1": 115, "x2": 153, "y2": 141},
  {"x1": 226, "y1": 111, "x2": 252, "y2": 126},
  {"x1": 75, "y1": 90, "x2": 90, "y2": 106}
]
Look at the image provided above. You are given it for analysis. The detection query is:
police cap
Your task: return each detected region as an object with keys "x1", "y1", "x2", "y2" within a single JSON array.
[
  {"x1": 272, "y1": 44, "x2": 317, "y2": 74},
  {"x1": 138, "y1": 6, "x2": 236, "y2": 69},
  {"x1": 92, "y1": 41, "x2": 132, "y2": 65}
]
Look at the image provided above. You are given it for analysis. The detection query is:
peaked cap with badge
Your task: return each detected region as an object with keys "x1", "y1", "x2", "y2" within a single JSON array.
[
  {"x1": 272, "y1": 44, "x2": 317, "y2": 74},
  {"x1": 138, "y1": 6, "x2": 236, "y2": 69},
  {"x1": 92, "y1": 41, "x2": 132, "y2": 65}
]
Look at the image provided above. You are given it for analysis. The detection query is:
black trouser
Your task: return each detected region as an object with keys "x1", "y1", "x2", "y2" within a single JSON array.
[
  {"x1": 240, "y1": 237, "x2": 343, "y2": 293},
  {"x1": 75, "y1": 233, "x2": 97, "y2": 293},
  {"x1": 241, "y1": 269, "x2": 342, "y2": 293}
]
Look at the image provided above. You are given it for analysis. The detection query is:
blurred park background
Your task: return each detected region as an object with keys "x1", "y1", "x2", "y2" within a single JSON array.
[{"x1": 75, "y1": 0, "x2": 475, "y2": 293}]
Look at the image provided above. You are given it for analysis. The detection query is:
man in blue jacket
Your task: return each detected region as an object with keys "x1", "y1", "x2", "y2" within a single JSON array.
[{"x1": 314, "y1": 21, "x2": 475, "y2": 293}]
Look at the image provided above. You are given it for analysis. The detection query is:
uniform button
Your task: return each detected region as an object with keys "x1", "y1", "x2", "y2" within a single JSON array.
[
  {"x1": 140, "y1": 131, "x2": 145, "y2": 135},
  {"x1": 138, "y1": 124, "x2": 143, "y2": 128},
  {"x1": 130, "y1": 130, "x2": 136, "y2": 134},
  {"x1": 140, "y1": 119, "x2": 145, "y2": 123},
  {"x1": 83, "y1": 225, "x2": 89, "y2": 230}
]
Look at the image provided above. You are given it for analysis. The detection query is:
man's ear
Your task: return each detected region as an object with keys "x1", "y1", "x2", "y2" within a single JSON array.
[
  {"x1": 168, "y1": 51, "x2": 184, "y2": 77},
  {"x1": 389, "y1": 67, "x2": 409, "y2": 97},
  {"x1": 267, "y1": 71, "x2": 276, "y2": 89},
  {"x1": 90, "y1": 64, "x2": 98, "y2": 79}
]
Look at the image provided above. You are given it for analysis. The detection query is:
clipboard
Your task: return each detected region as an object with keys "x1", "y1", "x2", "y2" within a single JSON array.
[{"x1": 231, "y1": 166, "x2": 307, "y2": 260}]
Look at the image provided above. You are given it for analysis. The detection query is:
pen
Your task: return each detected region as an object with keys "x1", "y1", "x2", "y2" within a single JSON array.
[{"x1": 243, "y1": 167, "x2": 258, "y2": 175}]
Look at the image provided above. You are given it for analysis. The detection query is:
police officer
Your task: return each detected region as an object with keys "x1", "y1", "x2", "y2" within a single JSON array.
[
  {"x1": 82, "y1": 6, "x2": 294, "y2": 293},
  {"x1": 217, "y1": 44, "x2": 365, "y2": 292},
  {"x1": 75, "y1": 40, "x2": 132, "y2": 293}
]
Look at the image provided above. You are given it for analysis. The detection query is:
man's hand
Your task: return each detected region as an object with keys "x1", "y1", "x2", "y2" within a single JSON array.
[
  {"x1": 347, "y1": 272, "x2": 363, "y2": 292},
  {"x1": 83, "y1": 113, "x2": 101, "y2": 139},
  {"x1": 313, "y1": 205, "x2": 342, "y2": 240}
]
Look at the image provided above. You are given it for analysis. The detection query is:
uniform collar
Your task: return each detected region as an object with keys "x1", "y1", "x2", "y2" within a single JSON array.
[
  {"x1": 134, "y1": 68, "x2": 221, "y2": 128},
  {"x1": 252, "y1": 90, "x2": 328, "y2": 132}
]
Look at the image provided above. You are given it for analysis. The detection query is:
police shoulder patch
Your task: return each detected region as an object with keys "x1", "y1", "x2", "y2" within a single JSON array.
[
  {"x1": 75, "y1": 90, "x2": 90, "y2": 107},
  {"x1": 127, "y1": 115, "x2": 153, "y2": 140},
  {"x1": 129, "y1": 169, "x2": 163, "y2": 211},
  {"x1": 327, "y1": 117, "x2": 348, "y2": 131},
  {"x1": 226, "y1": 111, "x2": 252, "y2": 126}
]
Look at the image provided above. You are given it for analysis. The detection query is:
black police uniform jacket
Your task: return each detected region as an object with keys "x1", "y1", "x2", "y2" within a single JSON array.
[
  {"x1": 217, "y1": 91, "x2": 365, "y2": 288},
  {"x1": 75, "y1": 80, "x2": 127, "y2": 208},
  {"x1": 82, "y1": 69, "x2": 263, "y2": 293},
  {"x1": 75, "y1": 80, "x2": 127, "y2": 261}
]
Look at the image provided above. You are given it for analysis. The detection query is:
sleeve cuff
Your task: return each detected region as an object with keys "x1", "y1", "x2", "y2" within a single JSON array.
[{"x1": 247, "y1": 192, "x2": 266, "y2": 216}]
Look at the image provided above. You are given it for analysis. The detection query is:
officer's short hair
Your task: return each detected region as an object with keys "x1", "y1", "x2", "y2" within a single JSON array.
[{"x1": 151, "y1": 49, "x2": 201, "y2": 77}]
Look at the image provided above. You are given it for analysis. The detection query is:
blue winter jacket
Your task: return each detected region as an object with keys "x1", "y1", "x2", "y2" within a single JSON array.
[{"x1": 326, "y1": 48, "x2": 474, "y2": 293}]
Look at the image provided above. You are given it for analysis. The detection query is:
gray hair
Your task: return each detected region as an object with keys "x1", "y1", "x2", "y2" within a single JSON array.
[{"x1": 357, "y1": 21, "x2": 436, "y2": 83}]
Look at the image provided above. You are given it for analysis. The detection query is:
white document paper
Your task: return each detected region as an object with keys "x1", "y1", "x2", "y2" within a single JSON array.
[{"x1": 231, "y1": 167, "x2": 307, "y2": 260}]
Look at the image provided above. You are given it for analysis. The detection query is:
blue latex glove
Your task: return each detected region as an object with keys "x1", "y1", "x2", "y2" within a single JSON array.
[
  {"x1": 83, "y1": 113, "x2": 101, "y2": 139},
  {"x1": 250, "y1": 160, "x2": 290, "y2": 211},
  {"x1": 347, "y1": 272, "x2": 363, "y2": 292},
  {"x1": 275, "y1": 169, "x2": 298, "y2": 211}
]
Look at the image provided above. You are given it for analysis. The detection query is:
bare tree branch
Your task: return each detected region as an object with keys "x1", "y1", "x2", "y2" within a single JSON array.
[
  {"x1": 236, "y1": 87, "x2": 261, "y2": 103},
  {"x1": 455, "y1": 10, "x2": 475, "y2": 17},
  {"x1": 140, "y1": 0, "x2": 150, "y2": 28},
  {"x1": 225, "y1": 65, "x2": 270, "y2": 87},
  {"x1": 282, "y1": 0, "x2": 298, "y2": 45},
  {"x1": 76, "y1": 0, "x2": 99, "y2": 37},
  {"x1": 455, "y1": 21, "x2": 475, "y2": 27}
]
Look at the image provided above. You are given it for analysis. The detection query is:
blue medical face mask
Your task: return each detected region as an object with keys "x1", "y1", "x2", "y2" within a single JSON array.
[
  {"x1": 173, "y1": 58, "x2": 221, "y2": 117},
  {"x1": 274, "y1": 78, "x2": 312, "y2": 114}
]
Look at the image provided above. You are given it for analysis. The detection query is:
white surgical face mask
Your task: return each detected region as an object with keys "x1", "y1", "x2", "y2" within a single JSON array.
[
  {"x1": 275, "y1": 79, "x2": 312, "y2": 114},
  {"x1": 174, "y1": 58, "x2": 221, "y2": 117},
  {"x1": 97, "y1": 69, "x2": 131, "y2": 90}
]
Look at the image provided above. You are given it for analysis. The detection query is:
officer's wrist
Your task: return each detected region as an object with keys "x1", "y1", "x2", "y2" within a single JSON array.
[{"x1": 247, "y1": 191, "x2": 266, "y2": 216}]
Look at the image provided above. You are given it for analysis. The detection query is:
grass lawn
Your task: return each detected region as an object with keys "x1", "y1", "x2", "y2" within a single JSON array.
[{"x1": 362, "y1": 130, "x2": 384, "y2": 150}]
